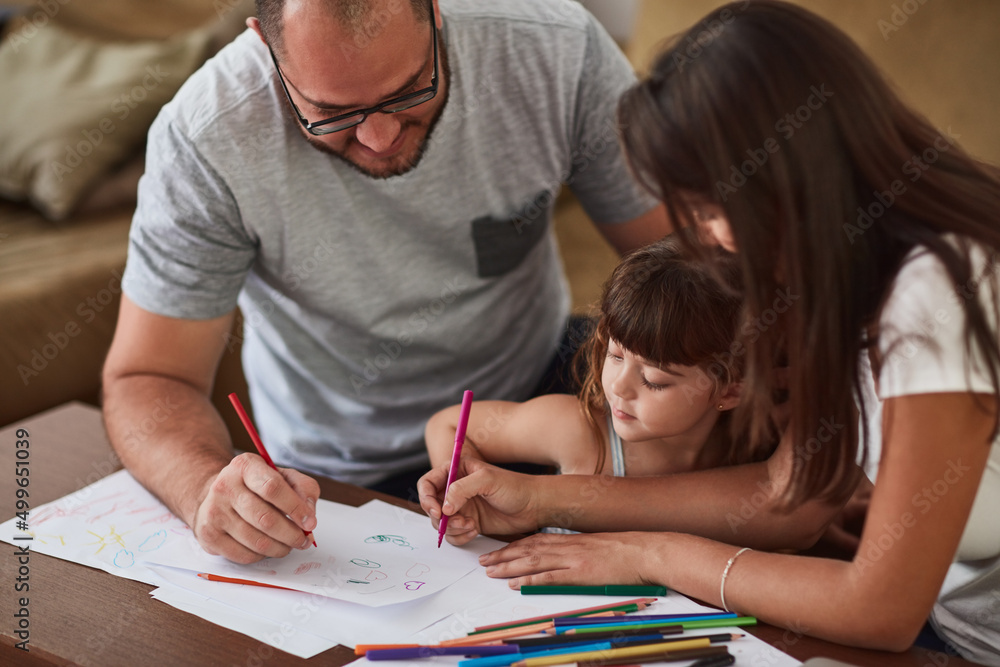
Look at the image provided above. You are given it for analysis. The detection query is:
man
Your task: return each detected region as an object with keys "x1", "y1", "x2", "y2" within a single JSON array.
[{"x1": 102, "y1": 0, "x2": 667, "y2": 564}]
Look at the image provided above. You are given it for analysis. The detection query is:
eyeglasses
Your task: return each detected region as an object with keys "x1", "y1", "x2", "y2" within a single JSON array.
[{"x1": 268, "y1": 0, "x2": 439, "y2": 136}]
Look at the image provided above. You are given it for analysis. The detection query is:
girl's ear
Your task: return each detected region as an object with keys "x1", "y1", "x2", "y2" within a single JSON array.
[{"x1": 716, "y1": 381, "x2": 742, "y2": 412}]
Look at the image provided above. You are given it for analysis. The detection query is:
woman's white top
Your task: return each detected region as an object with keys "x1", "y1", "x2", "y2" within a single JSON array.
[{"x1": 857, "y1": 238, "x2": 1000, "y2": 664}]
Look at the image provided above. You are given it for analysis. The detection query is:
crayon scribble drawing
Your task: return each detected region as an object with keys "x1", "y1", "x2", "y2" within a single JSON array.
[
  {"x1": 114, "y1": 549, "x2": 135, "y2": 568},
  {"x1": 138, "y1": 530, "x2": 168, "y2": 552},
  {"x1": 0, "y1": 470, "x2": 194, "y2": 586},
  {"x1": 406, "y1": 563, "x2": 430, "y2": 578},
  {"x1": 20, "y1": 530, "x2": 67, "y2": 547},
  {"x1": 295, "y1": 562, "x2": 322, "y2": 575},
  {"x1": 85, "y1": 525, "x2": 130, "y2": 554},
  {"x1": 136, "y1": 483, "x2": 481, "y2": 605},
  {"x1": 365, "y1": 534, "x2": 414, "y2": 549}
]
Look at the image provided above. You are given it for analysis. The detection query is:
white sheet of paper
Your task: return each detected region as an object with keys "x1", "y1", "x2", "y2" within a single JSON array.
[
  {"x1": 144, "y1": 497, "x2": 478, "y2": 606},
  {"x1": 144, "y1": 501, "x2": 512, "y2": 647},
  {"x1": 0, "y1": 469, "x2": 191, "y2": 585},
  {"x1": 0, "y1": 470, "x2": 477, "y2": 606},
  {"x1": 149, "y1": 584, "x2": 338, "y2": 660}
]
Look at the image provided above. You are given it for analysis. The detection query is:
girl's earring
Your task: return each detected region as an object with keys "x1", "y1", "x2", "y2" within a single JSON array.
[{"x1": 718, "y1": 403, "x2": 725, "y2": 410}]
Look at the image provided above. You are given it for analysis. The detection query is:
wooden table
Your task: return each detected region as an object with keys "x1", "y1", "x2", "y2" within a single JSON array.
[{"x1": 0, "y1": 403, "x2": 979, "y2": 666}]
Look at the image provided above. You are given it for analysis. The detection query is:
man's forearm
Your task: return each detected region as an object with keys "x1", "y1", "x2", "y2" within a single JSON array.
[
  {"x1": 102, "y1": 375, "x2": 234, "y2": 527},
  {"x1": 531, "y1": 464, "x2": 835, "y2": 551}
]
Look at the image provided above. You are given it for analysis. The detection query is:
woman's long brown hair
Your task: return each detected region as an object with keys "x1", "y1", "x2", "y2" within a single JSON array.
[{"x1": 618, "y1": 0, "x2": 1000, "y2": 506}]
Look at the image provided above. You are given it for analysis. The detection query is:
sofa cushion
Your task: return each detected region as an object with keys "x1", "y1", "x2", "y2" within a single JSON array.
[{"x1": 0, "y1": 19, "x2": 212, "y2": 219}]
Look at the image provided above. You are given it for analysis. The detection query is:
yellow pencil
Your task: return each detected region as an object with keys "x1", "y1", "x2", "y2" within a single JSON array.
[{"x1": 510, "y1": 637, "x2": 713, "y2": 667}]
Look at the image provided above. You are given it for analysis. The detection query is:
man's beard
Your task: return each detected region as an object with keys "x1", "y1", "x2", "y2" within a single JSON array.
[
  {"x1": 287, "y1": 39, "x2": 451, "y2": 179},
  {"x1": 303, "y1": 115, "x2": 438, "y2": 179}
]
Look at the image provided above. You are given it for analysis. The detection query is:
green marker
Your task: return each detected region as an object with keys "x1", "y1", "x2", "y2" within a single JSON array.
[{"x1": 520, "y1": 585, "x2": 668, "y2": 596}]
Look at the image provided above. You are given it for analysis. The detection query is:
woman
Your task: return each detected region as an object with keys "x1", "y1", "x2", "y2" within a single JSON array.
[{"x1": 424, "y1": 1, "x2": 1000, "y2": 661}]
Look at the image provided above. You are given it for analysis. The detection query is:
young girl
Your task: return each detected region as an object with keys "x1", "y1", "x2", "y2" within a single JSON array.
[
  {"x1": 420, "y1": 235, "x2": 757, "y2": 533},
  {"x1": 435, "y1": 2, "x2": 1000, "y2": 663}
]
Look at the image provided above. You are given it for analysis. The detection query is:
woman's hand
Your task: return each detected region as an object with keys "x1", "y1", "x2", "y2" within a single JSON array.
[
  {"x1": 418, "y1": 457, "x2": 545, "y2": 545},
  {"x1": 478, "y1": 531, "x2": 665, "y2": 589}
]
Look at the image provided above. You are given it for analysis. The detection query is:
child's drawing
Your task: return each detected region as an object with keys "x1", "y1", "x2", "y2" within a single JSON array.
[
  {"x1": 364, "y1": 534, "x2": 414, "y2": 549},
  {"x1": 3, "y1": 470, "x2": 480, "y2": 607},
  {"x1": 114, "y1": 549, "x2": 135, "y2": 568},
  {"x1": 85, "y1": 525, "x2": 130, "y2": 554},
  {"x1": 295, "y1": 562, "x2": 322, "y2": 575},
  {"x1": 138, "y1": 530, "x2": 167, "y2": 552},
  {"x1": 406, "y1": 563, "x2": 430, "y2": 578}
]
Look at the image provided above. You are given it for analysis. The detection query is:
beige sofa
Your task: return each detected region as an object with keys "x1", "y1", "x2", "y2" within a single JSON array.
[{"x1": 0, "y1": 1, "x2": 256, "y2": 449}]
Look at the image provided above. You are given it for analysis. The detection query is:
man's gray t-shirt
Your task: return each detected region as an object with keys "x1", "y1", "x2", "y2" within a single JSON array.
[{"x1": 123, "y1": 0, "x2": 655, "y2": 485}]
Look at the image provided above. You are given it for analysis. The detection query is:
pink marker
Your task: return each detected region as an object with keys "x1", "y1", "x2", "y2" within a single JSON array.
[{"x1": 438, "y1": 390, "x2": 474, "y2": 547}]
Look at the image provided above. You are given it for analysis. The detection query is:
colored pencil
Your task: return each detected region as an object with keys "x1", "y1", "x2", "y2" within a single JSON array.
[
  {"x1": 554, "y1": 612, "x2": 734, "y2": 626},
  {"x1": 542, "y1": 627, "x2": 683, "y2": 642},
  {"x1": 228, "y1": 392, "x2": 317, "y2": 547},
  {"x1": 197, "y1": 572, "x2": 294, "y2": 590},
  {"x1": 505, "y1": 628, "x2": 680, "y2": 649},
  {"x1": 562, "y1": 617, "x2": 756, "y2": 635},
  {"x1": 472, "y1": 599, "x2": 657, "y2": 633},
  {"x1": 356, "y1": 644, "x2": 422, "y2": 655},
  {"x1": 509, "y1": 637, "x2": 714, "y2": 667},
  {"x1": 366, "y1": 645, "x2": 519, "y2": 660},
  {"x1": 556, "y1": 614, "x2": 737, "y2": 631},
  {"x1": 521, "y1": 586, "x2": 667, "y2": 597},
  {"x1": 460, "y1": 636, "x2": 690, "y2": 667},
  {"x1": 459, "y1": 641, "x2": 623, "y2": 667},
  {"x1": 515, "y1": 633, "x2": 740, "y2": 655},
  {"x1": 570, "y1": 646, "x2": 731, "y2": 666},
  {"x1": 469, "y1": 610, "x2": 623, "y2": 637},
  {"x1": 439, "y1": 390, "x2": 474, "y2": 547},
  {"x1": 443, "y1": 621, "x2": 556, "y2": 646}
]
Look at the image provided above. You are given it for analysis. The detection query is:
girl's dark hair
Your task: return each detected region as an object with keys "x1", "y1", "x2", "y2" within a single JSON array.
[
  {"x1": 618, "y1": 0, "x2": 1000, "y2": 506},
  {"x1": 576, "y1": 232, "x2": 747, "y2": 474}
]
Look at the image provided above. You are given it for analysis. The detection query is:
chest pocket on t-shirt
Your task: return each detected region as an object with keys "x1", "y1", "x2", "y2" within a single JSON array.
[{"x1": 471, "y1": 190, "x2": 551, "y2": 278}]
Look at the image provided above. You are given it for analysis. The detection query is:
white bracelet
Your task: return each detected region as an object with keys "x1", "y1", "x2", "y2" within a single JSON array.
[{"x1": 720, "y1": 547, "x2": 752, "y2": 613}]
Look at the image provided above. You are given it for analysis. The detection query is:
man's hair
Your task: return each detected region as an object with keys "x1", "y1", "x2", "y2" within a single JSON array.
[{"x1": 257, "y1": 0, "x2": 431, "y2": 58}]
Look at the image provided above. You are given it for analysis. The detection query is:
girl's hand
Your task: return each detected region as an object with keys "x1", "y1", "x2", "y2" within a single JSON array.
[
  {"x1": 478, "y1": 531, "x2": 663, "y2": 589},
  {"x1": 419, "y1": 458, "x2": 544, "y2": 545}
]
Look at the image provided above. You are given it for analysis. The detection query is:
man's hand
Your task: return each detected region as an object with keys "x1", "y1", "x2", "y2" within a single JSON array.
[
  {"x1": 418, "y1": 457, "x2": 543, "y2": 545},
  {"x1": 193, "y1": 452, "x2": 320, "y2": 563}
]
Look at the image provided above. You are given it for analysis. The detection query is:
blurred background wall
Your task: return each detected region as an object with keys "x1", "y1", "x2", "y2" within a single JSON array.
[{"x1": 561, "y1": 0, "x2": 1000, "y2": 312}]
